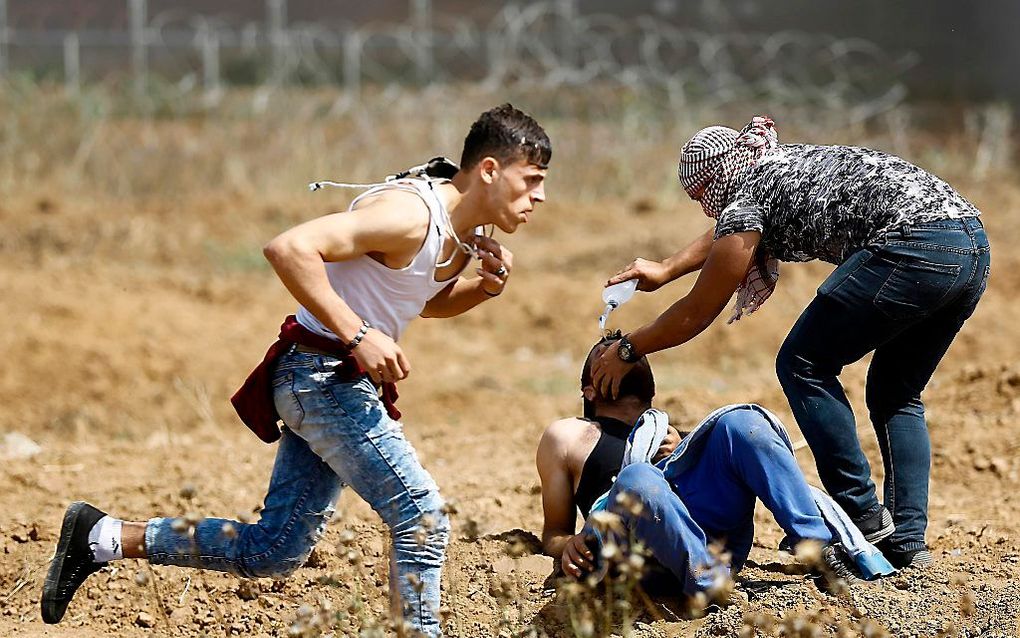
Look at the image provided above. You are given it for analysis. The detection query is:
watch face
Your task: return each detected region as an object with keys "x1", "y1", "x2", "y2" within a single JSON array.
[{"x1": 618, "y1": 342, "x2": 633, "y2": 362}]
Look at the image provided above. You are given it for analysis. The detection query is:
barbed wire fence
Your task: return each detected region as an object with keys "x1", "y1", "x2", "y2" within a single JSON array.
[
  {"x1": 0, "y1": 0, "x2": 920, "y2": 121},
  {"x1": 0, "y1": 0, "x2": 1012, "y2": 189}
]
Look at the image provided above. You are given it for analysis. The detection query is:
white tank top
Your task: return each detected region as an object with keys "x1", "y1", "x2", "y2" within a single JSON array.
[{"x1": 295, "y1": 178, "x2": 461, "y2": 342}]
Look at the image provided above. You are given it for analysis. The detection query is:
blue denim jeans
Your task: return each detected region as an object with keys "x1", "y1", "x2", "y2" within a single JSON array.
[
  {"x1": 145, "y1": 347, "x2": 449, "y2": 636},
  {"x1": 776, "y1": 217, "x2": 990, "y2": 554},
  {"x1": 592, "y1": 408, "x2": 832, "y2": 595}
]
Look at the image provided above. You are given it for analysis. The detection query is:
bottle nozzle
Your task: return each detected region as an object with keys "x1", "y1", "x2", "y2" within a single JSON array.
[{"x1": 598, "y1": 303, "x2": 615, "y2": 333}]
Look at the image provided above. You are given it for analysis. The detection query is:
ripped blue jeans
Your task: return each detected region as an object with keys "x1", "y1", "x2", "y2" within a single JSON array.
[{"x1": 145, "y1": 346, "x2": 449, "y2": 636}]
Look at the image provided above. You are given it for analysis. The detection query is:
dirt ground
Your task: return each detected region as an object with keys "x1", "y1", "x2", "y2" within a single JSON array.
[{"x1": 2, "y1": 117, "x2": 1019, "y2": 637}]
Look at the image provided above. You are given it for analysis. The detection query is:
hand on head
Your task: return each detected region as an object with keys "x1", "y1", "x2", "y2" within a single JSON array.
[{"x1": 590, "y1": 340, "x2": 636, "y2": 401}]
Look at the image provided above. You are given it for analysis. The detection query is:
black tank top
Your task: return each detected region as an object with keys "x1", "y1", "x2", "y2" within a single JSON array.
[{"x1": 574, "y1": 416, "x2": 631, "y2": 519}]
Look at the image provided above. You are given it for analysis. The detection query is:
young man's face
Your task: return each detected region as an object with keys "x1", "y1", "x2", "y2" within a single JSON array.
[{"x1": 483, "y1": 158, "x2": 547, "y2": 233}]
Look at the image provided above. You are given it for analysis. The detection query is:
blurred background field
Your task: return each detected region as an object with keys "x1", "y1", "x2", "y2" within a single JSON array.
[{"x1": 1, "y1": 2, "x2": 1019, "y2": 637}]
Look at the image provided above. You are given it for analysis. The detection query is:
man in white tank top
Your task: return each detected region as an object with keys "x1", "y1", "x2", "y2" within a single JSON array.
[{"x1": 43, "y1": 105, "x2": 550, "y2": 637}]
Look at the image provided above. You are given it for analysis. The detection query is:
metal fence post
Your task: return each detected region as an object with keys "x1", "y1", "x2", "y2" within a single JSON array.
[
  {"x1": 0, "y1": 0, "x2": 8, "y2": 78},
  {"x1": 410, "y1": 0, "x2": 433, "y2": 83},
  {"x1": 199, "y1": 23, "x2": 220, "y2": 105},
  {"x1": 64, "y1": 32, "x2": 80, "y2": 94},
  {"x1": 128, "y1": 0, "x2": 147, "y2": 93},
  {"x1": 557, "y1": 0, "x2": 577, "y2": 71},
  {"x1": 342, "y1": 28, "x2": 362, "y2": 103},
  {"x1": 267, "y1": 0, "x2": 287, "y2": 81}
]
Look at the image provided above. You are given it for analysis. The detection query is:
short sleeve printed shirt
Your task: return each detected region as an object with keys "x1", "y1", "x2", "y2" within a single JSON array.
[{"x1": 713, "y1": 144, "x2": 981, "y2": 265}]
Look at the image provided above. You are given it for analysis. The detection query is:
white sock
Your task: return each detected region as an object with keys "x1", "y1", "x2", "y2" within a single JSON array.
[{"x1": 87, "y1": 516, "x2": 124, "y2": 563}]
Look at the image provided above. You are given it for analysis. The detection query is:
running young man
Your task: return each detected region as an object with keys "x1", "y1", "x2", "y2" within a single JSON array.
[
  {"x1": 43, "y1": 104, "x2": 550, "y2": 636},
  {"x1": 538, "y1": 336, "x2": 850, "y2": 595},
  {"x1": 595, "y1": 117, "x2": 990, "y2": 569}
]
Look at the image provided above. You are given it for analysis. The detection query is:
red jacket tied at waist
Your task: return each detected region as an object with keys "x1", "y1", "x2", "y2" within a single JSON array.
[{"x1": 231, "y1": 315, "x2": 401, "y2": 443}]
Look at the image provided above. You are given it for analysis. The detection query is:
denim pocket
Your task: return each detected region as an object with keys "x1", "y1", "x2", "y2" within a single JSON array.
[
  {"x1": 817, "y1": 248, "x2": 874, "y2": 297},
  {"x1": 272, "y1": 372, "x2": 306, "y2": 431},
  {"x1": 873, "y1": 258, "x2": 962, "y2": 321}
]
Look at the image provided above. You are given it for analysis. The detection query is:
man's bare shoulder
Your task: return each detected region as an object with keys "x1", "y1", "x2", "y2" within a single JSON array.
[
  {"x1": 543, "y1": 416, "x2": 594, "y2": 439},
  {"x1": 350, "y1": 187, "x2": 430, "y2": 230},
  {"x1": 338, "y1": 186, "x2": 432, "y2": 258},
  {"x1": 539, "y1": 416, "x2": 599, "y2": 459}
]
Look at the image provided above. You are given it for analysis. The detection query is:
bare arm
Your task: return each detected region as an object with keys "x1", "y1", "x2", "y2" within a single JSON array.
[
  {"x1": 606, "y1": 225, "x2": 715, "y2": 292},
  {"x1": 629, "y1": 231, "x2": 760, "y2": 355},
  {"x1": 262, "y1": 192, "x2": 426, "y2": 382},
  {"x1": 536, "y1": 421, "x2": 579, "y2": 559},
  {"x1": 592, "y1": 231, "x2": 761, "y2": 398},
  {"x1": 661, "y1": 225, "x2": 716, "y2": 281},
  {"x1": 420, "y1": 278, "x2": 491, "y2": 318},
  {"x1": 536, "y1": 421, "x2": 599, "y2": 579},
  {"x1": 421, "y1": 237, "x2": 514, "y2": 318}
]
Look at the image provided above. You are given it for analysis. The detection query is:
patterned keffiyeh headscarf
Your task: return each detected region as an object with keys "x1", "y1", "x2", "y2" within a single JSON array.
[{"x1": 678, "y1": 116, "x2": 781, "y2": 322}]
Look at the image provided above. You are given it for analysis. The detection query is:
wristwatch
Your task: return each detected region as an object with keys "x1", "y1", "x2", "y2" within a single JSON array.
[{"x1": 617, "y1": 334, "x2": 641, "y2": 363}]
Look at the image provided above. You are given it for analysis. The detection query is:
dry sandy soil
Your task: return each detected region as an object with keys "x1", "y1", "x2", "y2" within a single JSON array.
[{"x1": 1, "y1": 111, "x2": 1019, "y2": 637}]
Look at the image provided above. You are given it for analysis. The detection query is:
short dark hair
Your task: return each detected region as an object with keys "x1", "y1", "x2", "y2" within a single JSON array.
[
  {"x1": 460, "y1": 103, "x2": 552, "y2": 170},
  {"x1": 579, "y1": 333, "x2": 655, "y2": 419}
]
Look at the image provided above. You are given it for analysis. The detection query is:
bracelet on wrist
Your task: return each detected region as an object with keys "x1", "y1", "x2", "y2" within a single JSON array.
[{"x1": 347, "y1": 320, "x2": 371, "y2": 350}]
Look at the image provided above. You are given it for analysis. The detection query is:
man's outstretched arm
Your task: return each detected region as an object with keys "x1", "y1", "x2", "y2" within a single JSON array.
[{"x1": 606, "y1": 224, "x2": 715, "y2": 292}]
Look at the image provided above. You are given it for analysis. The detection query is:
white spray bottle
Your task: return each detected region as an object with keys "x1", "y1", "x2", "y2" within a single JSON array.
[{"x1": 599, "y1": 279, "x2": 638, "y2": 333}]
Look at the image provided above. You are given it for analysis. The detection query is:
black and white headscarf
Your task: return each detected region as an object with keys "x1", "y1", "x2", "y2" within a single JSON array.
[{"x1": 678, "y1": 116, "x2": 781, "y2": 322}]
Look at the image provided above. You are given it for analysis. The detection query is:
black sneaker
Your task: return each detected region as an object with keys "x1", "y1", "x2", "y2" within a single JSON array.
[
  {"x1": 41, "y1": 502, "x2": 109, "y2": 624},
  {"x1": 876, "y1": 539, "x2": 934, "y2": 570},
  {"x1": 856, "y1": 506, "x2": 895, "y2": 544}
]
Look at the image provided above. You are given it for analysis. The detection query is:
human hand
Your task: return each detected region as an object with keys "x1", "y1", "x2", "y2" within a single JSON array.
[
  {"x1": 473, "y1": 235, "x2": 513, "y2": 296},
  {"x1": 606, "y1": 257, "x2": 670, "y2": 292},
  {"x1": 561, "y1": 533, "x2": 596, "y2": 579},
  {"x1": 351, "y1": 329, "x2": 411, "y2": 384},
  {"x1": 590, "y1": 340, "x2": 636, "y2": 400},
  {"x1": 652, "y1": 426, "x2": 682, "y2": 463}
]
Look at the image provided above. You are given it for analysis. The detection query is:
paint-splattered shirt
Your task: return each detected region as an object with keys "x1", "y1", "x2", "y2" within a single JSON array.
[{"x1": 714, "y1": 144, "x2": 981, "y2": 265}]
